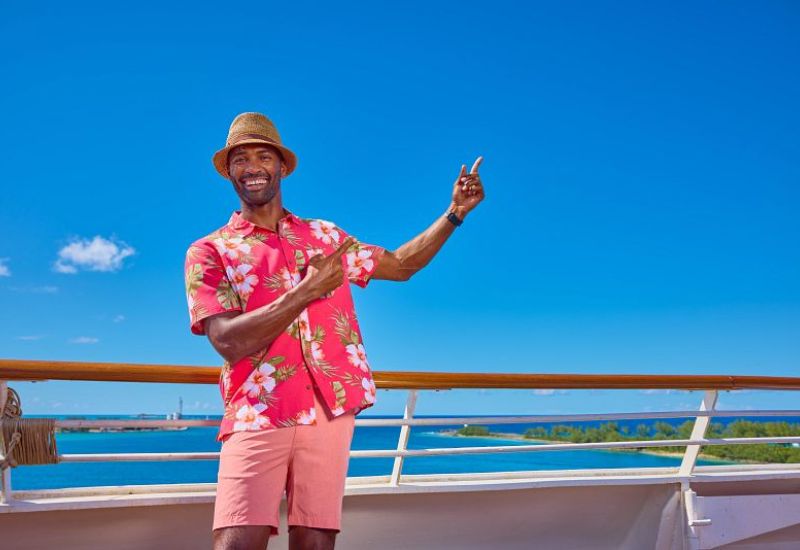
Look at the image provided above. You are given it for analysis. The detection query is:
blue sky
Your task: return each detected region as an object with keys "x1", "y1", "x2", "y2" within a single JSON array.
[{"x1": 1, "y1": 2, "x2": 798, "y2": 416}]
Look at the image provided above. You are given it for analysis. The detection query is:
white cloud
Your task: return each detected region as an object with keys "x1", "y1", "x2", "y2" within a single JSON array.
[
  {"x1": 54, "y1": 236, "x2": 135, "y2": 274},
  {"x1": 0, "y1": 258, "x2": 10, "y2": 277},
  {"x1": 69, "y1": 336, "x2": 99, "y2": 344},
  {"x1": 113, "y1": 314, "x2": 126, "y2": 323},
  {"x1": 16, "y1": 335, "x2": 44, "y2": 341}
]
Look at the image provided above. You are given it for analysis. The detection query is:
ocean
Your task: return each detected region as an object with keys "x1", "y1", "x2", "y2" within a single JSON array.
[{"x1": 11, "y1": 415, "x2": 799, "y2": 491}]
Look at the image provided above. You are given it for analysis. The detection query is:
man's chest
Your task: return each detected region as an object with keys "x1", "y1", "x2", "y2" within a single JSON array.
[{"x1": 210, "y1": 227, "x2": 348, "y2": 312}]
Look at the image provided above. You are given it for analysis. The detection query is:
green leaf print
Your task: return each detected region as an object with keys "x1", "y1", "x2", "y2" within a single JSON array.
[
  {"x1": 216, "y1": 278, "x2": 241, "y2": 310},
  {"x1": 294, "y1": 249, "x2": 306, "y2": 270},
  {"x1": 274, "y1": 365, "x2": 297, "y2": 382},
  {"x1": 185, "y1": 263, "x2": 204, "y2": 295},
  {"x1": 264, "y1": 272, "x2": 286, "y2": 291},
  {"x1": 331, "y1": 308, "x2": 356, "y2": 346},
  {"x1": 287, "y1": 320, "x2": 300, "y2": 339},
  {"x1": 341, "y1": 372, "x2": 361, "y2": 387},
  {"x1": 258, "y1": 392, "x2": 277, "y2": 407},
  {"x1": 282, "y1": 227, "x2": 301, "y2": 246},
  {"x1": 247, "y1": 233, "x2": 269, "y2": 243},
  {"x1": 332, "y1": 381, "x2": 348, "y2": 408},
  {"x1": 266, "y1": 355, "x2": 285, "y2": 366},
  {"x1": 312, "y1": 325, "x2": 326, "y2": 342},
  {"x1": 316, "y1": 360, "x2": 338, "y2": 377}
]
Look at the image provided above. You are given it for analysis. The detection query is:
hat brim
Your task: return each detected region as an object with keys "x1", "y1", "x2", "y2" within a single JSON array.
[{"x1": 213, "y1": 139, "x2": 298, "y2": 179}]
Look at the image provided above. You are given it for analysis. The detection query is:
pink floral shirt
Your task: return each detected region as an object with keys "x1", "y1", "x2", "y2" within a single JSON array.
[{"x1": 184, "y1": 210, "x2": 385, "y2": 441}]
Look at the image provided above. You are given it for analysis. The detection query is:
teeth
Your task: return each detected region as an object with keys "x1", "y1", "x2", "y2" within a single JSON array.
[{"x1": 244, "y1": 178, "x2": 268, "y2": 185}]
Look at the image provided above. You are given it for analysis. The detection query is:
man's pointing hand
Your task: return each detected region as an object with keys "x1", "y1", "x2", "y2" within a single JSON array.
[
  {"x1": 301, "y1": 236, "x2": 356, "y2": 300},
  {"x1": 450, "y1": 156, "x2": 485, "y2": 217}
]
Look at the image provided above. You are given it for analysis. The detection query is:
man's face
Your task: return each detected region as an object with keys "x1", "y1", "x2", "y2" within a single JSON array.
[{"x1": 227, "y1": 143, "x2": 287, "y2": 207}]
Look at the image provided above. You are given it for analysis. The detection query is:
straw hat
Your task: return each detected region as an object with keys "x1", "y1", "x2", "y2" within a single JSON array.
[{"x1": 212, "y1": 112, "x2": 298, "y2": 178}]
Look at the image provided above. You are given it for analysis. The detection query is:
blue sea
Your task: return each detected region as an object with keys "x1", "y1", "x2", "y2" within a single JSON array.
[{"x1": 12, "y1": 415, "x2": 799, "y2": 490}]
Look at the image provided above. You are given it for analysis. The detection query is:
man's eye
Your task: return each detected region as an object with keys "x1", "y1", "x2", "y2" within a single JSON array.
[{"x1": 232, "y1": 157, "x2": 244, "y2": 164}]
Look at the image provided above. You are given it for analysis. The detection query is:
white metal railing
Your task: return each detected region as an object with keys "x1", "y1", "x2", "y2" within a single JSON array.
[{"x1": 3, "y1": 385, "x2": 800, "y2": 506}]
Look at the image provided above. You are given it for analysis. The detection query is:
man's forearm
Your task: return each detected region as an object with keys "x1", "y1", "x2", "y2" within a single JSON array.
[
  {"x1": 391, "y1": 203, "x2": 467, "y2": 280},
  {"x1": 208, "y1": 282, "x2": 315, "y2": 364}
]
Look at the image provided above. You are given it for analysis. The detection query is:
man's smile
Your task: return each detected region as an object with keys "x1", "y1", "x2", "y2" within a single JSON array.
[{"x1": 241, "y1": 176, "x2": 270, "y2": 190}]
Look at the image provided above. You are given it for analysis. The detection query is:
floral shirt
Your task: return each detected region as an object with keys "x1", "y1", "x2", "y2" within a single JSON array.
[{"x1": 185, "y1": 210, "x2": 384, "y2": 441}]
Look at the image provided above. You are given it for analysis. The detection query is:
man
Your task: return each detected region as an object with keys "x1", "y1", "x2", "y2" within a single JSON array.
[{"x1": 185, "y1": 112, "x2": 484, "y2": 550}]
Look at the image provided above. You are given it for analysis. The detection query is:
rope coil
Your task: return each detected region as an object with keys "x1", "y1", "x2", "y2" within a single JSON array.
[
  {"x1": 0, "y1": 418, "x2": 59, "y2": 469},
  {"x1": 1, "y1": 386, "x2": 59, "y2": 470}
]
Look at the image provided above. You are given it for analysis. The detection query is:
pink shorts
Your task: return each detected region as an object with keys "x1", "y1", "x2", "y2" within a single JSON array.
[{"x1": 212, "y1": 388, "x2": 355, "y2": 535}]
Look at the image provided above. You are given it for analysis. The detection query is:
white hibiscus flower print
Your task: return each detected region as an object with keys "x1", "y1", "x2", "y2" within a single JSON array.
[
  {"x1": 280, "y1": 267, "x2": 301, "y2": 290},
  {"x1": 242, "y1": 363, "x2": 277, "y2": 398},
  {"x1": 306, "y1": 247, "x2": 324, "y2": 260},
  {"x1": 310, "y1": 341, "x2": 325, "y2": 361},
  {"x1": 346, "y1": 343, "x2": 369, "y2": 371},
  {"x1": 309, "y1": 220, "x2": 341, "y2": 245},
  {"x1": 298, "y1": 314, "x2": 312, "y2": 341},
  {"x1": 346, "y1": 248, "x2": 374, "y2": 279},
  {"x1": 226, "y1": 264, "x2": 258, "y2": 297},
  {"x1": 214, "y1": 236, "x2": 251, "y2": 261},
  {"x1": 233, "y1": 403, "x2": 270, "y2": 431},
  {"x1": 330, "y1": 405, "x2": 345, "y2": 416},
  {"x1": 296, "y1": 407, "x2": 317, "y2": 425},
  {"x1": 362, "y1": 377, "x2": 376, "y2": 404}
]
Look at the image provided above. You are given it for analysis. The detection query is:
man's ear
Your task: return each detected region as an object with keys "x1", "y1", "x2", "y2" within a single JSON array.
[{"x1": 280, "y1": 161, "x2": 289, "y2": 178}]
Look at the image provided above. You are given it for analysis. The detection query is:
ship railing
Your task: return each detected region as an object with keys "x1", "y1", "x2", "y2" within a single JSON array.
[{"x1": 2, "y1": 359, "x2": 800, "y2": 508}]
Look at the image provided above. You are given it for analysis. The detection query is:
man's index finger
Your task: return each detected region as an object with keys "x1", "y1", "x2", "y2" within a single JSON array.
[
  {"x1": 470, "y1": 156, "x2": 483, "y2": 174},
  {"x1": 333, "y1": 236, "x2": 356, "y2": 257}
]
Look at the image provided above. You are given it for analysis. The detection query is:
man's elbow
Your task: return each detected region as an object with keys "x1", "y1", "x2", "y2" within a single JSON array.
[
  {"x1": 391, "y1": 259, "x2": 416, "y2": 282},
  {"x1": 214, "y1": 339, "x2": 241, "y2": 365},
  {"x1": 392, "y1": 253, "x2": 418, "y2": 281},
  {"x1": 396, "y1": 268, "x2": 415, "y2": 282},
  {"x1": 205, "y1": 320, "x2": 241, "y2": 364}
]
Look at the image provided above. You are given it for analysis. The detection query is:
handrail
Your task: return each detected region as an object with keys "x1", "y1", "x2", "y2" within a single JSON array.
[{"x1": 2, "y1": 359, "x2": 800, "y2": 390}]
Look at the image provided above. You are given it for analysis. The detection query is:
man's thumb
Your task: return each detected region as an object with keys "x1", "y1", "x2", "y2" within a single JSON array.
[{"x1": 307, "y1": 253, "x2": 323, "y2": 266}]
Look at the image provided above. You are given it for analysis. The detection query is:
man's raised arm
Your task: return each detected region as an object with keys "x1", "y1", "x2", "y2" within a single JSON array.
[{"x1": 373, "y1": 157, "x2": 485, "y2": 282}]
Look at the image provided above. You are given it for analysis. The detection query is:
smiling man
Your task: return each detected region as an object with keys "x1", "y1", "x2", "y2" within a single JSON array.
[{"x1": 184, "y1": 112, "x2": 484, "y2": 550}]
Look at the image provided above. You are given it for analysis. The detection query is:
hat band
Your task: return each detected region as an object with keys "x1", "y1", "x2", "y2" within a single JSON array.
[{"x1": 227, "y1": 133, "x2": 280, "y2": 147}]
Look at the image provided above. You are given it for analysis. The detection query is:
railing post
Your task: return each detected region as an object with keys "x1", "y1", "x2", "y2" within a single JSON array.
[
  {"x1": 390, "y1": 390, "x2": 418, "y2": 486},
  {"x1": 0, "y1": 380, "x2": 12, "y2": 504},
  {"x1": 679, "y1": 390, "x2": 718, "y2": 478}
]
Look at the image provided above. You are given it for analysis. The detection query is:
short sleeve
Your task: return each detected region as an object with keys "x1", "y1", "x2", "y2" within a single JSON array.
[
  {"x1": 335, "y1": 225, "x2": 386, "y2": 289},
  {"x1": 184, "y1": 242, "x2": 242, "y2": 335}
]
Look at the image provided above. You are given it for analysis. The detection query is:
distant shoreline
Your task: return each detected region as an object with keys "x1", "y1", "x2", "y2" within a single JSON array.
[{"x1": 436, "y1": 429, "x2": 739, "y2": 463}]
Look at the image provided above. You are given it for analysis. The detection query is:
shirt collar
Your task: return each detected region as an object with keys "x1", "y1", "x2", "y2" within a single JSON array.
[{"x1": 226, "y1": 209, "x2": 301, "y2": 236}]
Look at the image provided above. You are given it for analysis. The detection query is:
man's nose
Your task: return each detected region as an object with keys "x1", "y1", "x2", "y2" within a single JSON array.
[{"x1": 242, "y1": 159, "x2": 264, "y2": 175}]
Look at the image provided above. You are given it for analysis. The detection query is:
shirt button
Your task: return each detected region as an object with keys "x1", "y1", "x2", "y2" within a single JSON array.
[{"x1": 305, "y1": 384, "x2": 312, "y2": 390}]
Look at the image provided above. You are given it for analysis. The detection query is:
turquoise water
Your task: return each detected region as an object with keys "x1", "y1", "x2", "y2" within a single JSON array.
[{"x1": 9, "y1": 415, "x2": 762, "y2": 490}]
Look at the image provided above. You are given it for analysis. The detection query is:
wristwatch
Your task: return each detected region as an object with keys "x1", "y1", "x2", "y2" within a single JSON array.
[{"x1": 446, "y1": 210, "x2": 463, "y2": 227}]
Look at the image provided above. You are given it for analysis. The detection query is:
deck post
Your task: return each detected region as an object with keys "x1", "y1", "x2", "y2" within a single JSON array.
[
  {"x1": 0, "y1": 380, "x2": 12, "y2": 504},
  {"x1": 679, "y1": 390, "x2": 718, "y2": 478},
  {"x1": 390, "y1": 390, "x2": 418, "y2": 486}
]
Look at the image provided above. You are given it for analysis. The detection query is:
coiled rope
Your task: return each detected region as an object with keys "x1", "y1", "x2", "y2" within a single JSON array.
[{"x1": 1, "y1": 387, "x2": 59, "y2": 470}]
